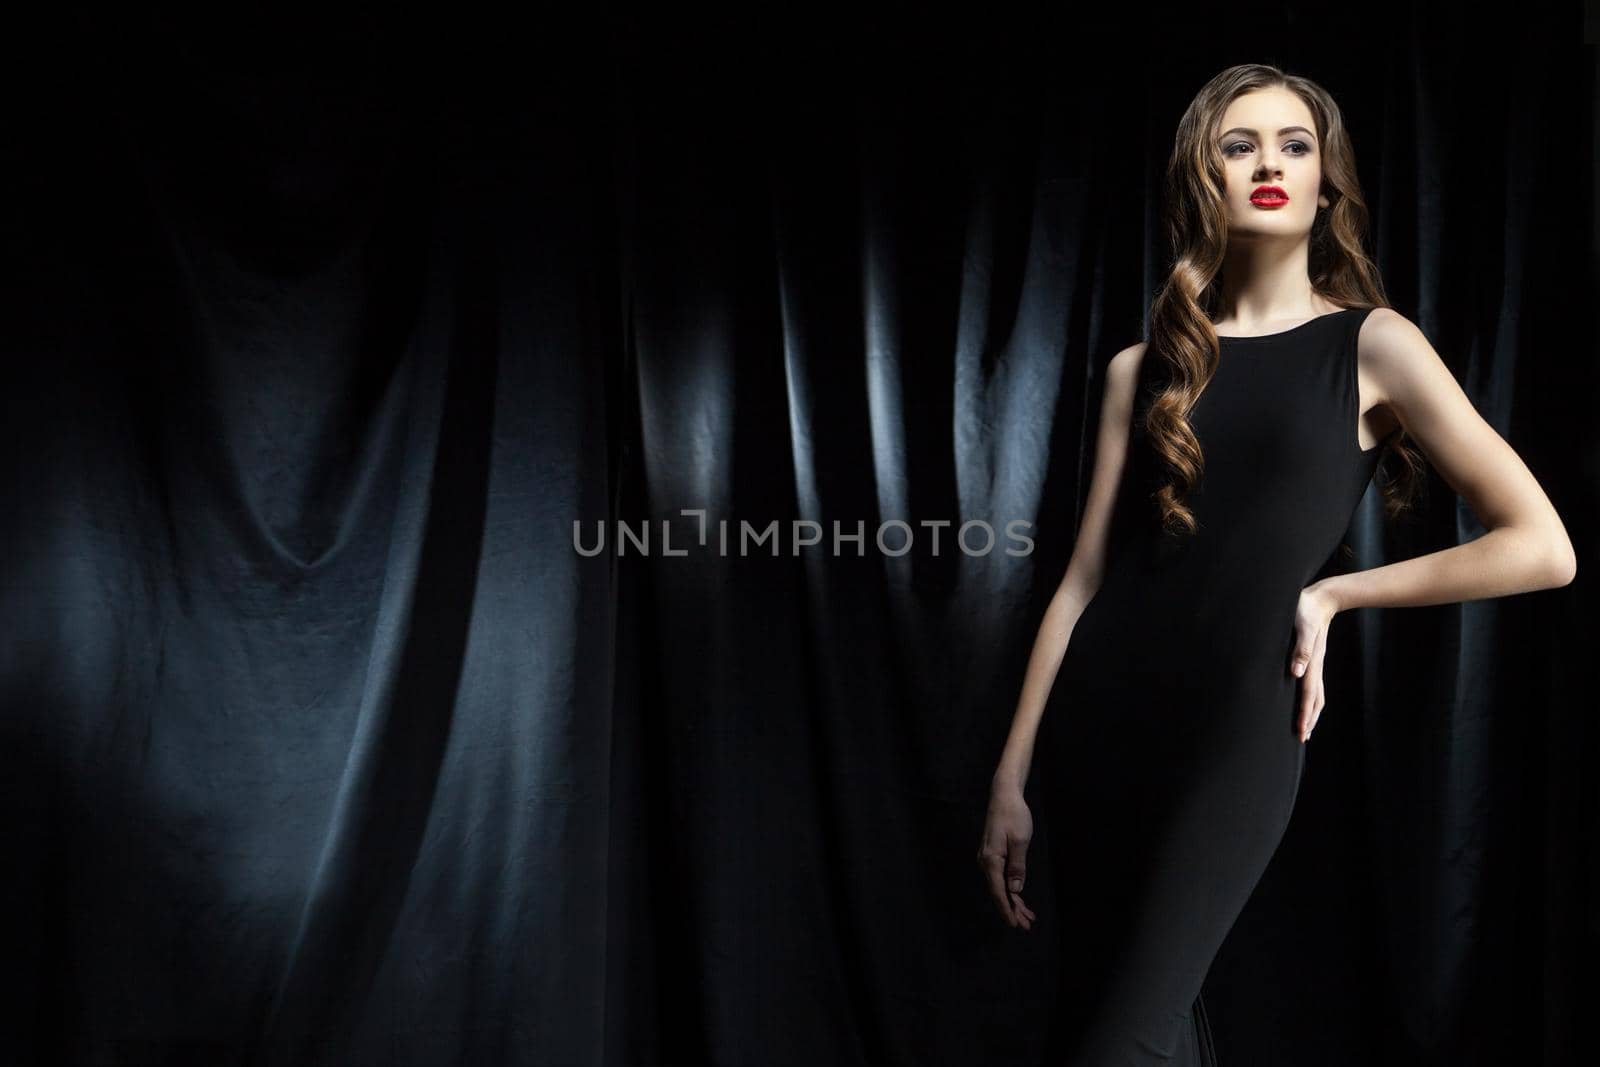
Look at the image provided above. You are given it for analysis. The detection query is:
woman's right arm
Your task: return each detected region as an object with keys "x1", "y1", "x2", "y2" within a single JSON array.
[
  {"x1": 991, "y1": 340, "x2": 1147, "y2": 796},
  {"x1": 978, "y1": 341, "x2": 1146, "y2": 928}
]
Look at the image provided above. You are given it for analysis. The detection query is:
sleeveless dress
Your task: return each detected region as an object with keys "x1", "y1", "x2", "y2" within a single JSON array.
[{"x1": 1032, "y1": 306, "x2": 1384, "y2": 1065}]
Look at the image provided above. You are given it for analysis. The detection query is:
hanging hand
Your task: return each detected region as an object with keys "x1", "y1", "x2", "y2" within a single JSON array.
[{"x1": 977, "y1": 784, "x2": 1037, "y2": 930}]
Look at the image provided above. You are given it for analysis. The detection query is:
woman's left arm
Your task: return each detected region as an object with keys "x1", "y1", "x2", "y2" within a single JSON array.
[{"x1": 1290, "y1": 307, "x2": 1577, "y2": 740}]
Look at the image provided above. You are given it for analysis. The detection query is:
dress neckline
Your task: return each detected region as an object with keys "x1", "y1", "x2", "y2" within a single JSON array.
[{"x1": 1215, "y1": 307, "x2": 1358, "y2": 343}]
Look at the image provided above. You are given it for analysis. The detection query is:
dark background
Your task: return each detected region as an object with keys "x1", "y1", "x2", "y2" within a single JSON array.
[{"x1": 2, "y1": 4, "x2": 1594, "y2": 1065}]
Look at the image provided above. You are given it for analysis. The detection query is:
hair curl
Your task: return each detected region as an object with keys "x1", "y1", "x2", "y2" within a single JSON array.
[{"x1": 1144, "y1": 63, "x2": 1423, "y2": 537}]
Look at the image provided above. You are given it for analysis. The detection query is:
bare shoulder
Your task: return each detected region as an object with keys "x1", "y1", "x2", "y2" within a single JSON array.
[
  {"x1": 1356, "y1": 305, "x2": 1427, "y2": 350},
  {"x1": 1354, "y1": 306, "x2": 1454, "y2": 406},
  {"x1": 1356, "y1": 303, "x2": 1491, "y2": 451},
  {"x1": 1105, "y1": 340, "x2": 1149, "y2": 387}
]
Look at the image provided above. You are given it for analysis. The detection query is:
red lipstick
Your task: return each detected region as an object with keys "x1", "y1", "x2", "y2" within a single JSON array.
[{"x1": 1250, "y1": 185, "x2": 1289, "y2": 207}]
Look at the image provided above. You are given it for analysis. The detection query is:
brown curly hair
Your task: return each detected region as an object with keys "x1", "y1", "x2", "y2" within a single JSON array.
[{"x1": 1144, "y1": 63, "x2": 1423, "y2": 537}]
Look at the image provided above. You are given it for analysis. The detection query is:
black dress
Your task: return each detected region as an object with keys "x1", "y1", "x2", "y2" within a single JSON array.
[{"x1": 1033, "y1": 306, "x2": 1384, "y2": 1064}]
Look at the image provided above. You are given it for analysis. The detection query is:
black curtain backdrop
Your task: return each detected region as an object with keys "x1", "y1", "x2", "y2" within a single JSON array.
[{"x1": 3, "y1": 5, "x2": 1595, "y2": 1066}]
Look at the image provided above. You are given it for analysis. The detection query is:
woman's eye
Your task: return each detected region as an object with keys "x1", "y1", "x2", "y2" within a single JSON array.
[{"x1": 1225, "y1": 141, "x2": 1312, "y2": 156}]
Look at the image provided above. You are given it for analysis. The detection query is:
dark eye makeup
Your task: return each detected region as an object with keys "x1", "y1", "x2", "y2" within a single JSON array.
[{"x1": 1222, "y1": 140, "x2": 1311, "y2": 156}]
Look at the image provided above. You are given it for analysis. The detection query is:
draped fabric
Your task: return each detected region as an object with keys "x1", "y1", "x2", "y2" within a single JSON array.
[{"x1": 1, "y1": 6, "x2": 1592, "y2": 1065}]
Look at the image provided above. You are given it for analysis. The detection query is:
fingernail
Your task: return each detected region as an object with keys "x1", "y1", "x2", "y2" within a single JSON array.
[{"x1": 1009, "y1": 879, "x2": 1022, "y2": 893}]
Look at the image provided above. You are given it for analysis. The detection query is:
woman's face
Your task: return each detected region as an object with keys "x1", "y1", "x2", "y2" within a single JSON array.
[{"x1": 1214, "y1": 87, "x2": 1330, "y2": 240}]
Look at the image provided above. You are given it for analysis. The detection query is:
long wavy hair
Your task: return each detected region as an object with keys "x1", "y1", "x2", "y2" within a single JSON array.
[{"x1": 1144, "y1": 63, "x2": 1423, "y2": 537}]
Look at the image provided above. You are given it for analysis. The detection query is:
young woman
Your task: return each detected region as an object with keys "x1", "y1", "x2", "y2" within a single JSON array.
[{"x1": 974, "y1": 63, "x2": 1576, "y2": 1064}]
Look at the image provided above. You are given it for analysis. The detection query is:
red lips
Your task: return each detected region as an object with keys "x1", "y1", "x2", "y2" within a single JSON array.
[{"x1": 1250, "y1": 185, "x2": 1289, "y2": 203}]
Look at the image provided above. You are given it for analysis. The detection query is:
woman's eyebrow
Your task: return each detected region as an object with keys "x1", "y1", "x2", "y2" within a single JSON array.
[{"x1": 1218, "y1": 125, "x2": 1316, "y2": 139}]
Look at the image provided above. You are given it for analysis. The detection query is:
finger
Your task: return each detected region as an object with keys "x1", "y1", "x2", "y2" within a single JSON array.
[
  {"x1": 1013, "y1": 893, "x2": 1036, "y2": 922},
  {"x1": 1290, "y1": 637, "x2": 1313, "y2": 678},
  {"x1": 1011, "y1": 893, "x2": 1033, "y2": 930},
  {"x1": 1297, "y1": 617, "x2": 1327, "y2": 719},
  {"x1": 1300, "y1": 677, "x2": 1325, "y2": 738},
  {"x1": 1289, "y1": 610, "x2": 1323, "y2": 678},
  {"x1": 1003, "y1": 833, "x2": 1031, "y2": 928},
  {"x1": 1297, "y1": 665, "x2": 1315, "y2": 738},
  {"x1": 980, "y1": 849, "x2": 1018, "y2": 925},
  {"x1": 1300, "y1": 677, "x2": 1321, "y2": 739},
  {"x1": 1303, "y1": 625, "x2": 1330, "y2": 739},
  {"x1": 1298, "y1": 661, "x2": 1316, "y2": 732},
  {"x1": 1005, "y1": 839, "x2": 1030, "y2": 897}
]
